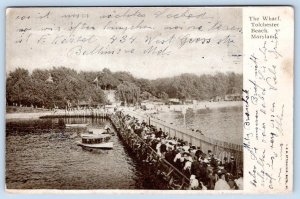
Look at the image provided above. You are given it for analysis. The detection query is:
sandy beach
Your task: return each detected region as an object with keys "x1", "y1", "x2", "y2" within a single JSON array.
[
  {"x1": 121, "y1": 100, "x2": 242, "y2": 115},
  {"x1": 6, "y1": 111, "x2": 52, "y2": 120},
  {"x1": 155, "y1": 101, "x2": 242, "y2": 112}
]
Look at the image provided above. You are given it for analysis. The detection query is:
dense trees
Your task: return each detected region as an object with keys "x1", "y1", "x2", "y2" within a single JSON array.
[
  {"x1": 6, "y1": 66, "x2": 242, "y2": 108},
  {"x1": 6, "y1": 67, "x2": 106, "y2": 108},
  {"x1": 6, "y1": 68, "x2": 32, "y2": 106},
  {"x1": 116, "y1": 81, "x2": 140, "y2": 105},
  {"x1": 152, "y1": 72, "x2": 242, "y2": 100}
]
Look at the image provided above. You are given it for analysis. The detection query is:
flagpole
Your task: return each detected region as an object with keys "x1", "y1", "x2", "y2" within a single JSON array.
[{"x1": 93, "y1": 76, "x2": 99, "y2": 88}]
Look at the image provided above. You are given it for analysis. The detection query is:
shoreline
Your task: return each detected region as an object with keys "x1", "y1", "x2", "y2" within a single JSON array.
[
  {"x1": 6, "y1": 111, "x2": 53, "y2": 120},
  {"x1": 6, "y1": 101, "x2": 242, "y2": 120},
  {"x1": 6, "y1": 101, "x2": 243, "y2": 147},
  {"x1": 122, "y1": 100, "x2": 242, "y2": 116}
]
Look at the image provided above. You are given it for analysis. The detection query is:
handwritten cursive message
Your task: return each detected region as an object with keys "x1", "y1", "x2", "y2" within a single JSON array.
[
  {"x1": 6, "y1": 7, "x2": 243, "y2": 78},
  {"x1": 10, "y1": 8, "x2": 242, "y2": 56}
]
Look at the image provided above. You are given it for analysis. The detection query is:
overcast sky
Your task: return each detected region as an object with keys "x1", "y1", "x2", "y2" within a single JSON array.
[{"x1": 6, "y1": 7, "x2": 242, "y2": 79}]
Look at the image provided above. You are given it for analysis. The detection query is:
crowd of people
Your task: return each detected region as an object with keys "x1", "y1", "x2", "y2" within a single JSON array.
[{"x1": 115, "y1": 111, "x2": 243, "y2": 190}]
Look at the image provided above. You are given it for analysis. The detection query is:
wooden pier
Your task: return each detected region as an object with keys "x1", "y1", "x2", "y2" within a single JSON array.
[
  {"x1": 109, "y1": 114, "x2": 191, "y2": 189},
  {"x1": 40, "y1": 109, "x2": 109, "y2": 119},
  {"x1": 40, "y1": 108, "x2": 243, "y2": 189}
]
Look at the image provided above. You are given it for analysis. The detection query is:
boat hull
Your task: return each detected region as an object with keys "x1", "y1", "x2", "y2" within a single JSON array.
[{"x1": 76, "y1": 141, "x2": 113, "y2": 149}]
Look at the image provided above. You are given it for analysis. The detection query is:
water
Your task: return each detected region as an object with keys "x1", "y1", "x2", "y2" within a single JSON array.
[
  {"x1": 6, "y1": 118, "x2": 142, "y2": 189},
  {"x1": 157, "y1": 106, "x2": 243, "y2": 145},
  {"x1": 6, "y1": 106, "x2": 242, "y2": 189}
]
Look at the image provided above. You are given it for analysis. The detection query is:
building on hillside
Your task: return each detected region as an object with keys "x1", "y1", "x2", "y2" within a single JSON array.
[
  {"x1": 185, "y1": 99, "x2": 194, "y2": 104},
  {"x1": 76, "y1": 100, "x2": 90, "y2": 108},
  {"x1": 210, "y1": 96, "x2": 224, "y2": 102},
  {"x1": 168, "y1": 98, "x2": 181, "y2": 105},
  {"x1": 225, "y1": 93, "x2": 242, "y2": 101}
]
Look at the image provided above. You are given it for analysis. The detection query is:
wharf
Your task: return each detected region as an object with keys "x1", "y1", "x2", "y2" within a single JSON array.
[{"x1": 39, "y1": 109, "x2": 243, "y2": 190}]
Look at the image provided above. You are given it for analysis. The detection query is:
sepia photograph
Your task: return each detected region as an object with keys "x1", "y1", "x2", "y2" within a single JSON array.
[{"x1": 5, "y1": 7, "x2": 245, "y2": 191}]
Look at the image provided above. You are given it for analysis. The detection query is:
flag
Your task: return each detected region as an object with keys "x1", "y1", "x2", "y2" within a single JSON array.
[
  {"x1": 93, "y1": 76, "x2": 98, "y2": 83},
  {"x1": 46, "y1": 74, "x2": 53, "y2": 83}
]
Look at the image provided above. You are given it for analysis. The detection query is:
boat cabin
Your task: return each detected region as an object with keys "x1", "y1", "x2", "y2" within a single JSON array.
[{"x1": 81, "y1": 135, "x2": 111, "y2": 144}]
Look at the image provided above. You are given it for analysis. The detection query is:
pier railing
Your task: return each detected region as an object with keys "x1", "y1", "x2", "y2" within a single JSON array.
[
  {"x1": 40, "y1": 109, "x2": 109, "y2": 118},
  {"x1": 123, "y1": 110, "x2": 243, "y2": 170},
  {"x1": 110, "y1": 114, "x2": 191, "y2": 190}
]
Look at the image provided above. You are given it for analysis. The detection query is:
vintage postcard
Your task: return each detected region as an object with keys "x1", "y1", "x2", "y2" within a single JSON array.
[{"x1": 5, "y1": 7, "x2": 293, "y2": 194}]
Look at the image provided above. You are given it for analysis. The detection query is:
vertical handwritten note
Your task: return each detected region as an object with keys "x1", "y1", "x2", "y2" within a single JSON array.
[{"x1": 243, "y1": 7, "x2": 293, "y2": 193}]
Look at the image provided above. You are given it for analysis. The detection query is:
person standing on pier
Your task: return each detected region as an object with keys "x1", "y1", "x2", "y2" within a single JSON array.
[
  {"x1": 156, "y1": 128, "x2": 163, "y2": 138},
  {"x1": 183, "y1": 152, "x2": 192, "y2": 177},
  {"x1": 191, "y1": 157, "x2": 201, "y2": 181},
  {"x1": 165, "y1": 146, "x2": 175, "y2": 164},
  {"x1": 173, "y1": 148, "x2": 183, "y2": 170},
  {"x1": 195, "y1": 147, "x2": 203, "y2": 160},
  {"x1": 228, "y1": 156, "x2": 237, "y2": 176},
  {"x1": 223, "y1": 157, "x2": 230, "y2": 172},
  {"x1": 160, "y1": 139, "x2": 167, "y2": 158}
]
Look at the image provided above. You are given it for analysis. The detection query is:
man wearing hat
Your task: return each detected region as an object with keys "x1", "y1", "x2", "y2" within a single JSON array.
[
  {"x1": 207, "y1": 150, "x2": 213, "y2": 158},
  {"x1": 223, "y1": 157, "x2": 230, "y2": 172},
  {"x1": 228, "y1": 156, "x2": 237, "y2": 176},
  {"x1": 183, "y1": 152, "x2": 192, "y2": 175},
  {"x1": 165, "y1": 146, "x2": 175, "y2": 164},
  {"x1": 195, "y1": 147, "x2": 203, "y2": 160},
  {"x1": 173, "y1": 148, "x2": 183, "y2": 170},
  {"x1": 210, "y1": 154, "x2": 218, "y2": 168}
]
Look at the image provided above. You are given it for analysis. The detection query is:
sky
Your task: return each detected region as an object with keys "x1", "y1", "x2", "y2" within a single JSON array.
[{"x1": 6, "y1": 7, "x2": 243, "y2": 79}]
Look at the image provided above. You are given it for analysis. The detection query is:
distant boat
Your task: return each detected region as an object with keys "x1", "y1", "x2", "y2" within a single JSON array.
[
  {"x1": 76, "y1": 131, "x2": 113, "y2": 149},
  {"x1": 66, "y1": 123, "x2": 88, "y2": 128}
]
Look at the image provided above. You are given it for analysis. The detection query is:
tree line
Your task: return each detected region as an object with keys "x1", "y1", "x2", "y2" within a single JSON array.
[{"x1": 6, "y1": 67, "x2": 242, "y2": 108}]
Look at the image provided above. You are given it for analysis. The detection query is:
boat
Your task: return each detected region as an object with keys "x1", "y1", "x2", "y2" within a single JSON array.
[
  {"x1": 66, "y1": 123, "x2": 88, "y2": 128},
  {"x1": 76, "y1": 133, "x2": 113, "y2": 149}
]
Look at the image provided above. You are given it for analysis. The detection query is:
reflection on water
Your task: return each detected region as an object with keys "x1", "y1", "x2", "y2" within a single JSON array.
[
  {"x1": 6, "y1": 118, "x2": 142, "y2": 189},
  {"x1": 157, "y1": 106, "x2": 243, "y2": 145}
]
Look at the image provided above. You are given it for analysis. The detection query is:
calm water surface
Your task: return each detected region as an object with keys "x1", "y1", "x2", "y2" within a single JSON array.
[
  {"x1": 6, "y1": 118, "x2": 142, "y2": 189},
  {"x1": 157, "y1": 106, "x2": 243, "y2": 145}
]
